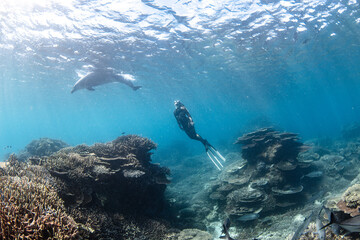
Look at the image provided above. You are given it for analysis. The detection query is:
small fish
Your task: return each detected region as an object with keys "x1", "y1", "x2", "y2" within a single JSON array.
[
  {"x1": 237, "y1": 213, "x2": 259, "y2": 222},
  {"x1": 220, "y1": 218, "x2": 236, "y2": 240},
  {"x1": 301, "y1": 171, "x2": 323, "y2": 179},
  {"x1": 321, "y1": 212, "x2": 360, "y2": 233}
]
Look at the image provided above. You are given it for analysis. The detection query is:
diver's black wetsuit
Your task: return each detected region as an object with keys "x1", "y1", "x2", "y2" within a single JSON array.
[{"x1": 173, "y1": 101, "x2": 211, "y2": 150}]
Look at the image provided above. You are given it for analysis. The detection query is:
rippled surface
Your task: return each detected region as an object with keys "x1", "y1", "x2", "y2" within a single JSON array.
[
  {"x1": 1, "y1": 0, "x2": 359, "y2": 74},
  {"x1": 1, "y1": 0, "x2": 360, "y2": 157}
]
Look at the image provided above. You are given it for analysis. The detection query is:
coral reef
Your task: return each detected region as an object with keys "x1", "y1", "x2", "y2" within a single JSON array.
[
  {"x1": 0, "y1": 155, "x2": 78, "y2": 239},
  {"x1": 214, "y1": 128, "x2": 313, "y2": 220},
  {"x1": 165, "y1": 131, "x2": 360, "y2": 240},
  {"x1": 18, "y1": 138, "x2": 69, "y2": 161},
  {"x1": 338, "y1": 183, "x2": 360, "y2": 216},
  {"x1": 208, "y1": 128, "x2": 320, "y2": 223},
  {"x1": 0, "y1": 135, "x2": 175, "y2": 240},
  {"x1": 235, "y1": 127, "x2": 309, "y2": 165},
  {"x1": 37, "y1": 135, "x2": 170, "y2": 215}
]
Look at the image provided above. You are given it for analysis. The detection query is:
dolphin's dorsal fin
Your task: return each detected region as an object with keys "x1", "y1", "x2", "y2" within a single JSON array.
[{"x1": 87, "y1": 87, "x2": 95, "y2": 91}]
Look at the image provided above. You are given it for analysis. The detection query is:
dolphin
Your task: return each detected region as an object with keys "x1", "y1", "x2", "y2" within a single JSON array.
[{"x1": 71, "y1": 68, "x2": 141, "y2": 93}]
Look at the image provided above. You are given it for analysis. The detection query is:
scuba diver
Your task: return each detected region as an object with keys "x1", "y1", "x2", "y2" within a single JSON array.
[{"x1": 173, "y1": 100, "x2": 226, "y2": 170}]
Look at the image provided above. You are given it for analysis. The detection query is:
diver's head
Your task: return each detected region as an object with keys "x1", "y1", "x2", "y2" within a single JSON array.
[{"x1": 174, "y1": 100, "x2": 183, "y2": 108}]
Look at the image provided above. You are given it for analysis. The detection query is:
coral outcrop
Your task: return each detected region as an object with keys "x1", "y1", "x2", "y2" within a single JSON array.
[
  {"x1": 18, "y1": 138, "x2": 69, "y2": 161},
  {"x1": 0, "y1": 155, "x2": 78, "y2": 239},
  {"x1": 337, "y1": 183, "x2": 360, "y2": 216},
  {"x1": 0, "y1": 135, "x2": 173, "y2": 240},
  {"x1": 36, "y1": 135, "x2": 170, "y2": 215},
  {"x1": 208, "y1": 128, "x2": 319, "y2": 222}
]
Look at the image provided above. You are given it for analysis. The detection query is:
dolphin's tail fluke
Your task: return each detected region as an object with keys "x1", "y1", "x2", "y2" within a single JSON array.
[{"x1": 133, "y1": 86, "x2": 142, "y2": 91}]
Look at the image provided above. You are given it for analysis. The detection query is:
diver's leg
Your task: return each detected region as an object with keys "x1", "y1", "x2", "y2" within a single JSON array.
[{"x1": 185, "y1": 127, "x2": 199, "y2": 141}]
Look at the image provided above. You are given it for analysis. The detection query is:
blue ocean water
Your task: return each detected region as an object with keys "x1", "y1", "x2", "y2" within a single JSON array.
[{"x1": 0, "y1": 0, "x2": 360, "y2": 164}]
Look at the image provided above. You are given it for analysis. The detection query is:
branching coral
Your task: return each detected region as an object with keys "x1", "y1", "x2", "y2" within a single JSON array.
[{"x1": 0, "y1": 156, "x2": 78, "y2": 239}]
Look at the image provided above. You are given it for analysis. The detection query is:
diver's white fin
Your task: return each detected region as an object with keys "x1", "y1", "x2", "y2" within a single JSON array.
[
  {"x1": 207, "y1": 151, "x2": 222, "y2": 170},
  {"x1": 215, "y1": 149, "x2": 226, "y2": 162},
  {"x1": 209, "y1": 146, "x2": 226, "y2": 162},
  {"x1": 210, "y1": 151, "x2": 224, "y2": 168}
]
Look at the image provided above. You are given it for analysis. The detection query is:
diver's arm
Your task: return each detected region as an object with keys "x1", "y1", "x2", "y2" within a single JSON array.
[
  {"x1": 174, "y1": 109, "x2": 185, "y2": 130},
  {"x1": 182, "y1": 108, "x2": 194, "y2": 126},
  {"x1": 176, "y1": 118, "x2": 184, "y2": 130},
  {"x1": 183, "y1": 107, "x2": 192, "y2": 118}
]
